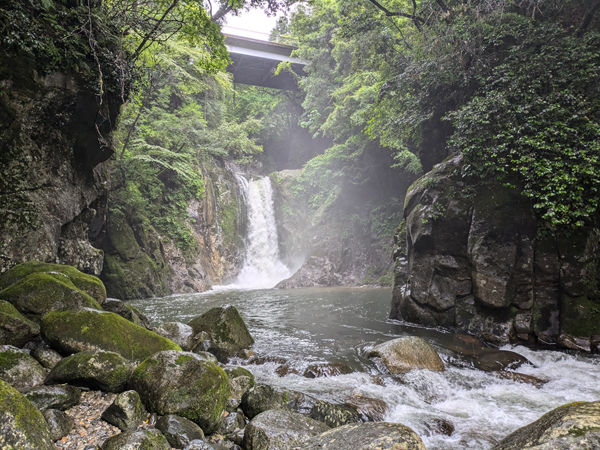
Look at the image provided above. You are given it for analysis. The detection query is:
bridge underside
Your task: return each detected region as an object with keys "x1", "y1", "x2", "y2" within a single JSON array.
[{"x1": 225, "y1": 35, "x2": 305, "y2": 90}]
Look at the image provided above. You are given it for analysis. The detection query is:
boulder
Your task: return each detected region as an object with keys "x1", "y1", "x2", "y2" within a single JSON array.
[
  {"x1": 128, "y1": 351, "x2": 230, "y2": 433},
  {"x1": 344, "y1": 394, "x2": 388, "y2": 422},
  {"x1": 192, "y1": 350, "x2": 219, "y2": 364},
  {"x1": 244, "y1": 410, "x2": 330, "y2": 450},
  {"x1": 227, "y1": 375, "x2": 255, "y2": 412},
  {"x1": 183, "y1": 441, "x2": 220, "y2": 450},
  {"x1": 101, "y1": 390, "x2": 147, "y2": 431},
  {"x1": 224, "y1": 366, "x2": 256, "y2": 384},
  {"x1": 309, "y1": 400, "x2": 359, "y2": 428},
  {"x1": 367, "y1": 336, "x2": 444, "y2": 374},
  {"x1": 42, "y1": 408, "x2": 74, "y2": 440},
  {"x1": 103, "y1": 298, "x2": 151, "y2": 329},
  {"x1": 188, "y1": 306, "x2": 254, "y2": 360},
  {"x1": 21, "y1": 385, "x2": 81, "y2": 410},
  {"x1": 0, "y1": 261, "x2": 106, "y2": 305},
  {"x1": 0, "y1": 345, "x2": 46, "y2": 388},
  {"x1": 30, "y1": 347, "x2": 62, "y2": 369},
  {"x1": 0, "y1": 299, "x2": 40, "y2": 347},
  {"x1": 41, "y1": 308, "x2": 181, "y2": 362},
  {"x1": 301, "y1": 422, "x2": 426, "y2": 450},
  {"x1": 473, "y1": 350, "x2": 530, "y2": 372},
  {"x1": 101, "y1": 428, "x2": 171, "y2": 450},
  {"x1": 218, "y1": 411, "x2": 245, "y2": 435},
  {"x1": 240, "y1": 384, "x2": 317, "y2": 419},
  {"x1": 491, "y1": 371, "x2": 548, "y2": 388},
  {"x1": 153, "y1": 322, "x2": 197, "y2": 351},
  {"x1": 156, "y1": 414, "x2": 205, "y2": 449},
  {"x1": 0, "y1": 272, "x2": 103, "y2": 324},
  {"x1": 0, "y1": 379, "x2": 54, "y2": 450},
  {"x1": 493, "y1": 400, "x2": 600, "y2": 450},
  {"x1": 303, "y1": 362, "x2": 353, "y2": 378},
  {"x1": 46, "y1": 350, "x2": 132, "y2": 392}
]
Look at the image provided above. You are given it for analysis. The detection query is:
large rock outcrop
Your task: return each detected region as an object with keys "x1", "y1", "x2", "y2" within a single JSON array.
[{"x1": 391, "y1": 154, "x2": 600, "y2": 351}]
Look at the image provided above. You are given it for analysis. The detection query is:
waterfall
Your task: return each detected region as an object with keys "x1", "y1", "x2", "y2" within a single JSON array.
[{"x1": 224, "y1": 175, "x2": 291, "y2": 289}]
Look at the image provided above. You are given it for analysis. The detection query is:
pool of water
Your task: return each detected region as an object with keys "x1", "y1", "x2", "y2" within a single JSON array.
[{"x1": 129, "y1": 287, "x2": 600, "y2": 449}]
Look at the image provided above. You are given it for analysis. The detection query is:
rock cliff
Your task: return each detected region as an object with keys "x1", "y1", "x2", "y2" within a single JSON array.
[{"x1": 391, "y1": 154, "x2": 600, "y2": 352}]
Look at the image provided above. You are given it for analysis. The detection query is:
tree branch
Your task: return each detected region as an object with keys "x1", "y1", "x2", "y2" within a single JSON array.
[
  {"x1": 366, "y1": 0, "x2": 425, "y2": 24},
  {"x1": 578, "y1": 0, "x2": 600, "y2": 35},
  {"x1": 133, "y1": 0, "x2": 179, "y2": 60},
  {"x1": 211, "y1": 4, "x2": 233, "y2": 22}
]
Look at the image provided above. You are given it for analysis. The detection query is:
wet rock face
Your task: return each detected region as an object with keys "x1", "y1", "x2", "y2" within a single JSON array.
[
  {"x1": 241, "y1": 384, "x2": 317, "y2": 420},
  {"x1": 0, "y1": 345, "x2": 46, "y2": 389},
  {"x1": 493, "y1": 400, "x2": 600, "y2": 450},
  {"x1": 368, "y1": 336, "x2": 445, "y2": 374},
  {"x1": 102, "y1": 298, "x2": 152, "y2": 329},
  {"x1": 300, "y1": 422, "x2": 427, "y2": 450},
  {"x1": 243, "y1": 409, "x2": 330, "y2": 450},
  {"x1": 391, "y1": 154, "x2": 600, "y2": 351}
]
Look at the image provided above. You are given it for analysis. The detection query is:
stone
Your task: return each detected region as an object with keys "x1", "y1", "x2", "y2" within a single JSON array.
[
  {"x1": 0, "y1": 272, "x2": 103, "y2": 324},
  {"x1": 41, "y1": 308, "x2": 181, "y2": 362},
  {"x1": 101, "y1": 428, "x2": 171, "y2": 450},
  {"x1": 425, "y1": 418, "x2": 455, "y2": 436},
  {"x1": 0, "y1": 262, "x2": 107, "y2": 305},
  {"x1": 128, "y1": 351, "x2": 230, "y2": 433},
  {"x1": 493, "y1": 401, "x2": 600, "y2": 450},
  {"x1": 0, "y1": 299, "x2": 40, "y2": 347},
  {"x1": 367, "y1": 336, "x2": 444, "y2": 374},
  {"x1": 243, "y1": 410, "x2": 330, "y2": 450},
  {"x1": 192, "y1": 350, "x2": 219, "y2": 363},
  {"x1": 46, "y1": 350, "x2": 132, "y2": 392},
  {"x1": 473, "y1": 350, "x2": 530, "y2": 372},
  {"x1": 227, "y1": 375, "x2": 254, "y2": 412},
  {"x1": 491, "y1": 371, "x2": 548, "y2": 388},
  {"x1": 101, "y1": 390, "x2": 147, "y2": 431},
  {"x1": 240, "y1": 384, "x2": 317, "y2": 419},
  {"x1": 156, "y1": 414, "x2": 205, "y2": 449},
  {"x1": 0, "y1": 345, "x2": 46, "y2": 388},
  {"x1": 344, "y1": 394, "x2": 388, "y2": 422},
  {"x1": 0, "y1": 379, "x2": 54, "y2": 450},
  {"x1": 42, "y1": 408, "x2": 74, "y2": 440},
  {"x1": 218, "y1": 411, "x2": 245, "y2": 435},
  {"x1": 309, "y1": 400, "x2": 359, "y2": 428},
  {"x1": 183, "y1": 441, "x2": 217, "y2": 450},
  {"x1": 102, "y1": 298, "x2": 152, "y2": 330},
  {"x1": 303, "y1": 362, "x2": 353, "y2": 378},
  {"x1": 224, "y1": 366, "x2": 256, "y2": 384},
  {"x1": 21, "y1": 385, "x2": 81, "y2": 410},
  {"x1": 30, "y1": 347, "x2": 62, "y2": 369},
  {"x1": 153, "y1": 322, "x2": 197, "y2": 351},
  {"x1": 301, "y1": 422, "x2": 427, "y2": 450},
  {"x1": 188, "y1": 305, "x2": 254, "y2": 360}
]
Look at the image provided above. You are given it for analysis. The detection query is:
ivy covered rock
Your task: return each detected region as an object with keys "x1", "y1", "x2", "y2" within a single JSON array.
[
  {"x1": 243, "y1": 410, "x2": 329, "y2": 450},
  {"x1": 0, "y1": 299, "x2": 40, "y2": 347},
  {"x1": 368, "y1": 336, "x2": 444, "y2": 374},
  {"x1": 188, "y1": 306, "x2": 254, "y2": 360},
  {"x1": 41, "y1": 308, "x2": 181, "y2": 362},
  {"x1": 21, "y1": 385, "x2": 81, "y2": 411},
  {"x1": 300, "y1": 422, "x2": 426, "y2": 450},
  {"x1": 42, "y1": 408, "x2": 74, "y2": 441},
  {"x1": 101, "y1": 428, "x2": 171, "y2": 450},
  {"x1": 152, "y1": 322, "x2": 198, "y2": 351},
  {"x1": 102, "y1": 298, "x2": 152, "y2": 329},
  {"x1": 156, "y1": 414, "x2": 205, "y2": 449},
  {"x1": 46, "y1": 350, "x2": 132, "y2": 392},
  {"x1": 0, "y1": 262, "x2": 107, "y2": 305},
  {"x1": 0, "y1": 379, "x2": 54, "y2": 450},
  {"x1": 0, "y1": 272, "x2": 102, "y2": 323},
  {"x1": 493, "y1": 401, "x2": 600, "y2": 450},
  {"x1": 0, "y1": 345, "x2": 46, "y2": 388},
  {"x1": 101, "y1": 390, "x2": 147, "y2": 431},
  {"x1": 128, "y1": 351, "x2": 230, "y2": 433}
]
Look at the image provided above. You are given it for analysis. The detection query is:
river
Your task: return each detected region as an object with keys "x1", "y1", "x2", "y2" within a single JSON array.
[{"x1": 129, "y1": 286, "x2": 600, "y2": 450}]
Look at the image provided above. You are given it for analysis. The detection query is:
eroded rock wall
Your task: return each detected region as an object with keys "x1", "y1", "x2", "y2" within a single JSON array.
[{"x1": 391, "y1": 154, "x2": 600, "y2": 352}]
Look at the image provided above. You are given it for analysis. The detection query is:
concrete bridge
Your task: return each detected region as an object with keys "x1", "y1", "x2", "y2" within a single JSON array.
[{"x1": 224, "y1": 31, "x2": 306, "y2": 90}]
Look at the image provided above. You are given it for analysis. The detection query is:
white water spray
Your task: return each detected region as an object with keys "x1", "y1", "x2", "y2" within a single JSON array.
[{"x1": 226, "y1": 176, "x2": 292, "y2": 289}]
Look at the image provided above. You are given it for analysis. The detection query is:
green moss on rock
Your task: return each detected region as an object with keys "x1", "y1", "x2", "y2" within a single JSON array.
[
  {"x1": 0, "y1": 299, "x2": 40, "y2": 347},
  {"x1": 0, "y1": 379, "x2": 54, "y2": 450},
  {"x1": 101, "y1": 428, "x2": 171, "y2": 450},
  {"x1": 41, "y1": 309, "x2": 181, "y2": 362},
  {"x1": 0, "y1": 345, "x2": 46, "y2": 388}
]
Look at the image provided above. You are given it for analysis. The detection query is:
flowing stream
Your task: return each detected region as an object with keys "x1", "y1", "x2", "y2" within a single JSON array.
[{"x1": 130, "y1": 287, "x2": 600, "y2": 450}]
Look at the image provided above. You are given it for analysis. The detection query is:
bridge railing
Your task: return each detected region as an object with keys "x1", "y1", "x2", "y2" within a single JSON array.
[{"x1": 221, "y1": 26, "x2": 299, "y2": 47}]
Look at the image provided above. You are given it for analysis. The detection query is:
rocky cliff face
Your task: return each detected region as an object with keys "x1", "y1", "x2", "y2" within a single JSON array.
[
  {"x1": 0, "y1": 60, "x2": 122, "y2": 276},
  {"x1": 391, "y1": 154, "x2": 600, "y2": 352}
]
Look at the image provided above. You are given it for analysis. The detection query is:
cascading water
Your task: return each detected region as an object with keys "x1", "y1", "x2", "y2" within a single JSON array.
[{"x1": 226, "y1": 175, "x2": 292, "y2": 289}]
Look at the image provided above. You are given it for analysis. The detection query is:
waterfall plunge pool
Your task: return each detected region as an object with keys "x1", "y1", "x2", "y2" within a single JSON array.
[{"x1": 129, "y1": 287, "x2": 600, "y2": 450}]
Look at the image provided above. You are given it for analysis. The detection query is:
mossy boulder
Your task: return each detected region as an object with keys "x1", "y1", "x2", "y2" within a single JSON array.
[
  {"x1": 21, "y1": 385, "x2": 81, "y2": 410},
  {"x1": 240, "y1": 384, "x2": 318, "y2": 419},
  {"x1": 46, "y1": 350, "x2": 132, "y2": 392},
  {"x1": 30, "y1": 347, "x2": 62, "y2": 369},
  {"x1": 0, "y1": 379, "x2": 54, "y2": 450},
  {"x1": 244, "y1": 410, "x2": 330, "y2": 450},
  {"x1": 41, "y1": 308, "x2": 181, "y2": 362},
  {"x1": 153, "y1": 322, "x2": 198, "y2": 351},
  {"x1": 0, "y1": 272, "x2": 102, "y2": 323},
  {"x1": 0, "y1": 261, "x2": 106, "y2": 305},
  {"x1": 0, "y1": 299, "x2": 40, "y2": 347},
  {"x1": 42, "y1": 408, "x2": 74, "y2": 441},
  {"x1": 300, "y1": 422, "x2": 426, "y2": 450},
  {"x1": 102, "y1": 390, "x2": 148, "y2": 431},
  {"x1": 188, "y1": 305, "x2": 254, "y2": 360},
  {"x1": 103, "y1": 298, "x2": 151, "y2": 329},
  {"x1": 0, "y1": 345, "x2": 46, "y2": 388},
  {"x1": 128, "y1": 351, "x2": 230, "y2": 433},
  {"x1": 156, "y1": 414, "x2": 205, "y2": 449},
  {"x1": 101, "y1": 428, "x2": 171, "y2": 450},
  {"x1": 368, "y1": 336, "x2": 444, "y2": 374},
  {"x1": 224, "y1": 366, "x2": 255, "y2": 383}
]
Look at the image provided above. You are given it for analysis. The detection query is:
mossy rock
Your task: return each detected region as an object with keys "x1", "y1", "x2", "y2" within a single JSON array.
[
  {"x1": 41, "y1": 308, "x2": 181, "y2": 362},
  {"x1": 0, "y1": 261, "x2": 106, "y2": 305},
  {"x1": 46, "y1": 350, "x2": 132, "y2": 393},
  {"x1": 30, "y1": 347, "x2": 62, "y2": 369},
  {"x1": 188, "y1": 305, "x2": 254, "y2": 360},
  {"x1": 101, "y1": 390, "x2": 148, "y2": 431},
  {"x1": 103, "y1": 298, "x2": 151, "y2": 329},
  {"x1": 367, "y1": 336, "x2": 444, "y2": 374},
  {"x1": 152, "y1": 322, "x2": 197, "y2": 351},
  {"x1": 224, "y1": 366, "x2": 255, "y2": 385},
  {"x1": 0, "y1": 379, "x2": 54, "y2": 450},
  {"x1": 559, "y1": 295, "x2": 600, "y2": 351},
  {"x1": 0, "y1": 345, "x2": 46, "y2": 389},
  {"x1": 0, "y1": 299, "x2": 40, "y2": 347},
  {"x1": 128, "y1": 351, "x2": 230, "y2": 433},
  {"x1": 101, "y1": 428, "x2": 171, "y2": 450},
  {"x1": 21, "y1": 385, "x2": 81, "y2": 410},
  {"x1": 240, "y1": 384, "x2": 318, "y2": 420},
  {"x1": 0, "y1": 272, "x2": 102, "y2": 324}
]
